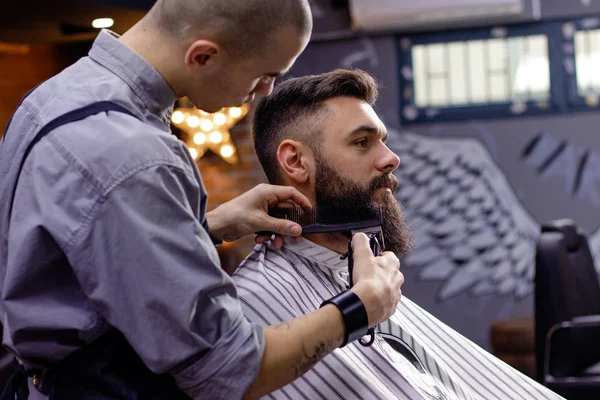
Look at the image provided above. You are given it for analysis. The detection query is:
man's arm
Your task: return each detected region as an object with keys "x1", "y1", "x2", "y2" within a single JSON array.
[
  {"x1": 65, "y1": 163, "x2": 266, "y2": 399},
  {"x1": 243, "y1": 233, "x2": 403, "y2": 399},
  {"x1": 243, "y1": 304, "x2": 345, "y2": 400}
]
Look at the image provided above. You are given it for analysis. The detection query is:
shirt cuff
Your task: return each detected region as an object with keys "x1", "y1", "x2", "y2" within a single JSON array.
[
  {"x1": 172, "y1": 316, "x2": 265, "y2": 400},
  {"x1": 209, "y1": 231, "x2": 223, "y2": 248}
]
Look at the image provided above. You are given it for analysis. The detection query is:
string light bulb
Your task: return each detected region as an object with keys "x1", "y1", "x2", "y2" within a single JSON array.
[
  {"x1": 171, "y1": 102, "x2": 250, "y2": 164},
  {"x1": 209, "y1": 131, "x2": 223, "y2": 144},
  {"x1": 200, "y1": 119, "x2": 213, "y2": 132},
  {"x1": 187, "y1": 116, "x2": 200, "y2": 128},
  {"x1": 220, "y1": 145, "x2": 234, "y2": 158},
  {"x1": 229, "y1": 107, "x2": 242, "y2": 118},
  {"x1": 172, "y1": 111, "x2": 185, "y2": 124},
  {"x1": 213, "y1": 113, "x2": 227, "y2": 126},
  {"x1": 193, "y1": 132, "x2": 207, "y2": 145}
]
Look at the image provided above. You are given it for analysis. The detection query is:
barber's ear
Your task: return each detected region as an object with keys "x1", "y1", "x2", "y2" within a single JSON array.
[
  {"x1": 185, "y1": 40, "x2": 220, "y2": 69},
  {"x1": 277, "y1": 140, "x2": 310, "y2": 184}
]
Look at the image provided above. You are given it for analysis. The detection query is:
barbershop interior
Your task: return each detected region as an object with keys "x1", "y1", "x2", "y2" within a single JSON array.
[{"x1": 1, "y1": 0, "x2": 600, "y2": 399}]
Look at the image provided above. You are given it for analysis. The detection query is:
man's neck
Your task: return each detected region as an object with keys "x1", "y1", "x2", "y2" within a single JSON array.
[
  {"x1": 303, "y1": 233, "x2": 349, "y2": 254},
  {"x1": 119, "y1": 22, "x2": 182, "y2": 96}
]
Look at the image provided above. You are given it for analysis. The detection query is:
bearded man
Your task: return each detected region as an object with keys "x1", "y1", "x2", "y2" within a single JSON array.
[{"x1": 232, "y1": 69, "x2": 562, "y2": 400}]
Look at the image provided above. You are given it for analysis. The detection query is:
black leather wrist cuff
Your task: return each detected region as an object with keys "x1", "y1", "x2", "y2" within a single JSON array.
[{"x1": 320, "y1": 290, "x2": 369, "y2": 347}]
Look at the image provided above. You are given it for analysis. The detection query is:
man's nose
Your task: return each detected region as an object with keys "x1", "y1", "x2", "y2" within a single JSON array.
[
  {"x1": 254, "y1": 78, "x2": 276, "y2": 97},
  {"x1": 376, "y1": 145, "x2": 400, "y2": 173}
]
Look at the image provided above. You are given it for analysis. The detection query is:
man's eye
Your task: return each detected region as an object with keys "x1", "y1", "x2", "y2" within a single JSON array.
[{"x1": 355, "y1": 139, "x2": 368, "y2": 149}]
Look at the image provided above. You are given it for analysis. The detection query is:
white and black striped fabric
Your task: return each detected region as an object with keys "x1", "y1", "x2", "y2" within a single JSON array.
[{"x1": 232, "y1": 238, "x2": 564, "y2": 400}]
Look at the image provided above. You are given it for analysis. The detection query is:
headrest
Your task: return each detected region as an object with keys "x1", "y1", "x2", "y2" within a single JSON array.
[{"x1": 541, "y1": 219, "x2": 580, "y2": 252}]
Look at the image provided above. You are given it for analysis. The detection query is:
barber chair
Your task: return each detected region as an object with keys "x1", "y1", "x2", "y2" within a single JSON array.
[{"x1": 535, "y1": 219, "x2": 600, "y2": 399}]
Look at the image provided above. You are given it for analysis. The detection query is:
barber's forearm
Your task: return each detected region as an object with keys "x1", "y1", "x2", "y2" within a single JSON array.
[{"x1": 243, "y1": 305, "x2": 344, "y2": 400}]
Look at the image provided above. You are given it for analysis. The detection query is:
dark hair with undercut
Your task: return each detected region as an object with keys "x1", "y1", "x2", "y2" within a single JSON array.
[
  {"x1": 148, "y1": 0, "x2": 312, "y2": 59},
  {"x1": 252, "y1": 69, "x2": 379, "y2": 184}
]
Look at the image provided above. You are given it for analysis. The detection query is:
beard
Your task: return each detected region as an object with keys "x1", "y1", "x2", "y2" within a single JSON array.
[{"x1": 314, "y1": 155, "x2": 413, "y2": 256}]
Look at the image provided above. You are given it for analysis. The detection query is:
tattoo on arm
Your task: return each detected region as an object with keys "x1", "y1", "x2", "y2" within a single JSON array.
[{"x1": 292, "y1": 331, "x2": 345, "y2": 378}]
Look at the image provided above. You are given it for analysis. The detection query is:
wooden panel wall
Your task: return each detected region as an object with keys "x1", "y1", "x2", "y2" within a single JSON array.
[{"x1": 0, "y1": 41, "x2": 90, "y2": 135}]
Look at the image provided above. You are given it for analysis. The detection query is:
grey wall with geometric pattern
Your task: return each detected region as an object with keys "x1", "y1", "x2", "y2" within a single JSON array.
[{"x1": 297, "y1": 0, "x2": 600, "y2": 349}]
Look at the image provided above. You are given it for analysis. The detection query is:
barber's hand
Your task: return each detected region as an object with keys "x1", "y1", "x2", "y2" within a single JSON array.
[
  {"x1": 206, "y1": 183, "x2": 311, "y2": 247},
  {"x1": 349, "y1": 233, "x2": 403, "y2": 328}
]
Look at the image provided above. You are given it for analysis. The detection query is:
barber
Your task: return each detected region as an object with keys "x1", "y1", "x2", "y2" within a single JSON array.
[{"x1": 0, "y1": 0, "x2": 403, "y2": 399}]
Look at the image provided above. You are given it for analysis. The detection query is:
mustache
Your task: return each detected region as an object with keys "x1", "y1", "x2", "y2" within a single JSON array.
[{"x1": 369, "y1": 173, "x2": 399, "y2": 194}]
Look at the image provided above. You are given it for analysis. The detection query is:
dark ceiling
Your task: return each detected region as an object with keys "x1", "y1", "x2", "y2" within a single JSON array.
[
  {"x1": 0, "y1": 0, "x2": 348, "y2": 44},
  {"x1": 0, "y1": 0, "x2": 151, "y2": 43}
]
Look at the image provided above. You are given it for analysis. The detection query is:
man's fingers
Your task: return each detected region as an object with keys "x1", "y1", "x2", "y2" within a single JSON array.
[
  {"x1": 274, "y1": 200, "x2": 299, "y2": 209},
  {"x1": 263, "y1": 185, "x2": 311, "y2": 208},
  {"x1": 255, "y1": 235, "x2": 271, "y2": 244},
  {"x1": 259, "y1": 216, "x2": 302, "y2": 237},
  {"x1": 380, "y1": 251, "x2": 401, "y2": 265},
  {"x1": 351, "y1": 233, "x2": 375, "y2": 263},
  {"x1": 272, "y1": 235, "x2": 284, "y2": 249}
]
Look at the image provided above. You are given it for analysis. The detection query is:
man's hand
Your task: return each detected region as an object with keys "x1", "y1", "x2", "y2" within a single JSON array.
[
  {"x1": 206, "y1": 184, "x2": 311, "y2": 247},
  {"x1": 349, "y1": 233, "x2": 403, "y2": 327}
]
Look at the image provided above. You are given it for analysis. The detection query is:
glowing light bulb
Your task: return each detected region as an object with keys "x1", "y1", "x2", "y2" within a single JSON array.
[
  {"x1": 193, "y1": 132, "x2": 207, "y2": 145},
  {"x1": 220, "y1": 145, "x2": 234, "y2": 158},
  {"x1": 171, "y1": 111, "x2": 185, "y2": 124},
  {"x1": 187, "y1": 116, "x2": 200, "y2": 128},
  {"x1": 188, "y1": 147, "x2": 199, "y2": 160},
  {"x1": 213, "y1": 112, "x2": 227, "y2": 126},
  {"x1": 92, "y1": 18, "x2": 114, "y2": 29},
  {"x1": 229, "y1": 107, "x2": 242, "y2": 118},
  {"x1": 200, "y1": 119, "x2": 214, "y2": 132},
  {"x1": 209, "y1": 131, "x2": 223, "y2": 144}
]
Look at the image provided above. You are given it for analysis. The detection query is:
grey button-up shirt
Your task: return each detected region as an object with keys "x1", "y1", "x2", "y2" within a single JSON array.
[{"x1": 0, "y1": 30, "x2": 264, "y2": 399}]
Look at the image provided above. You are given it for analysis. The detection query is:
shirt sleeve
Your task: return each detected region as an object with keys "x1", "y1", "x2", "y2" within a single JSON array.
[{"x1": 65, "y1": 162, "x2": 265, "y2": 399}]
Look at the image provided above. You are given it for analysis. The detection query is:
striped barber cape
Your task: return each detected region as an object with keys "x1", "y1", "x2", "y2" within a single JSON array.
[{"x1": 232, "y1": 238, "x2": 564, "y2": 400}]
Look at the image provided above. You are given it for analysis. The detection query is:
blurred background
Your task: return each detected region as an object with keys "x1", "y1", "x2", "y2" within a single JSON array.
[{"x1": 3, "y1": 0, "x2": 600, "y2": 384}]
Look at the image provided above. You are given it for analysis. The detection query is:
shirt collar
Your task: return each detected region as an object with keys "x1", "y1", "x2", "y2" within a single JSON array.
[
  {"x1": 283, "y1": 237, "x2": 349, "y2": 272},
  {"x1": 88, "y1": 30, "x2": 177, "y2": 125}
]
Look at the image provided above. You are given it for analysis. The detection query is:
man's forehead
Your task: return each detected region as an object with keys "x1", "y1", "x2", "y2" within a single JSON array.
[{"x1": 322, "y1": 97, "x2": 385, "y2": 132}]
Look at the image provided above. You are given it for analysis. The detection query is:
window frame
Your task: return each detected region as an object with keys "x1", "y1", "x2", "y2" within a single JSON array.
[
  {"x1": 567, "y1": 17, "x2": 600, "y2": 110},
  {"x1": 398, "y1": 21, "x2": 568, "y2": 124}
]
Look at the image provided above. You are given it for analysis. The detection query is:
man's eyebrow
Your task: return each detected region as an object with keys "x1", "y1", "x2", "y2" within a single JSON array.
[{"x1": 347, "y1": 125, "x2": 388, "y2": 141}]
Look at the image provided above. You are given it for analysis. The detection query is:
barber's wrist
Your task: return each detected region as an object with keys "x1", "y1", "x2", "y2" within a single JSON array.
[
  {"x1": 351, "y1": 282, "x2": 384, "y2": 328},
  {"x1": 205, "y1": 208, "x2": 226, "y2": 243},
  {"x1": 320, "y1": 290, "x2": 369, "y2": 347}
]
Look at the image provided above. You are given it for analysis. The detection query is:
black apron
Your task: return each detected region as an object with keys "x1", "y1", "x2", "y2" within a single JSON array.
[{"x1": 1, "y1": 101, "x2": 191, "y2": 399}]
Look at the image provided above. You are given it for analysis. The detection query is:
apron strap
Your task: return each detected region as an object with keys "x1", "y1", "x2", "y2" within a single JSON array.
[{"x1": 3, "y1": 100, "x2": 137, "y2": 400}]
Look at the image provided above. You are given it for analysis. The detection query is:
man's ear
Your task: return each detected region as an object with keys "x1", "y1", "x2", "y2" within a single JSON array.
[
  {"x1": 277, "y1": 140, "x2": 311, "y2": 184},
  {"x1": 184, "y1": 39, "x2": 220, "y2": 69}
]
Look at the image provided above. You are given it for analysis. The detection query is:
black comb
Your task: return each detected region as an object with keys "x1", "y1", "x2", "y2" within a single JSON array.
[
  {"x1": 258, "y1": 205, "x2": 382, "y2": 348},
  {"x1": 257, "y1": 205, "x2": 382, "y2": 235}
]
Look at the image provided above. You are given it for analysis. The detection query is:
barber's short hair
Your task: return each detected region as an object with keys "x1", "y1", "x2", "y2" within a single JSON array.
[
  {"x1": 150, "y1": 0, "x2": 311, "y2": 58},
  {"x1": 253, "y1": 69, "x2": 379, "y2": 184}
]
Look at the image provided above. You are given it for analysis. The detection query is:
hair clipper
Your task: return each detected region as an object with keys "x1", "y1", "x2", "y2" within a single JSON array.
[{"x1": 346, "y1": 226, "x2": 384, "y2": 347}]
